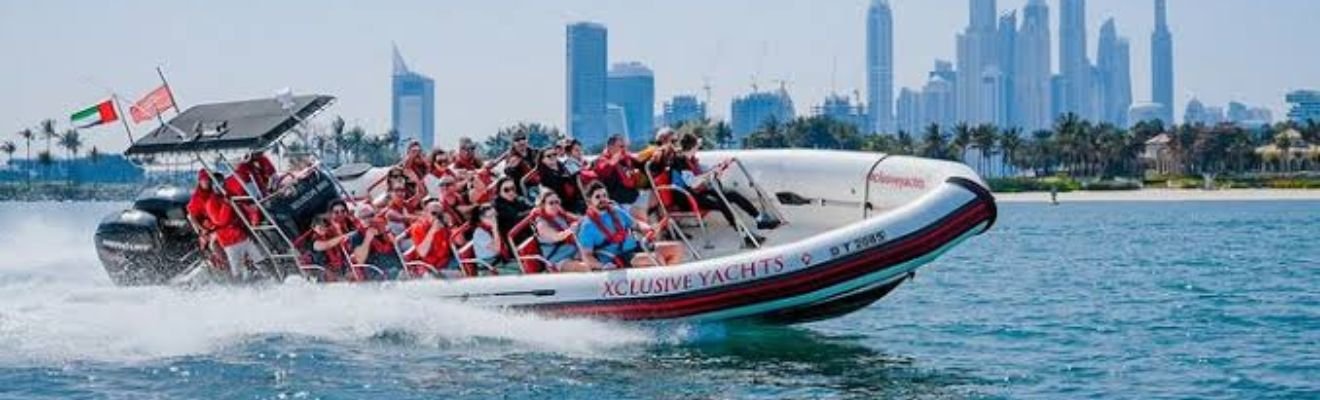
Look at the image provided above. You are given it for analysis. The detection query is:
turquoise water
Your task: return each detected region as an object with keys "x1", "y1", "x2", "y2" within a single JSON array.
[{"x1": 0, "y1": 201, "x2": 1315, "y2": 399}]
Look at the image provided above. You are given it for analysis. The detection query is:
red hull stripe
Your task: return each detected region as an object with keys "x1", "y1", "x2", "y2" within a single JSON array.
[{"x1": 518, "y1": 197, "x2": 993, "y2": 320}]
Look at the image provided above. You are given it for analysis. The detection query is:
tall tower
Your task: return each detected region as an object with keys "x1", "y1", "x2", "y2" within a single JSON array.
[
  {"x1": 1097, "y1": 19, "x2": 1132, "y2": 127},
  {"x1": 997, "y1": 11, "x2": 1017, "y2": 128},
  {"x1": 1151, "y1": 0, "x2": 1175, "y2": 125},
  {"x1": 866, "y1": 0, "x2": 894, "y2": 134},
  {"x1": 1059, "y1": 0, "x2": 1091, "y2": 120},
  {"x1": 1015, "y1": 0, "x2": 1052, "y2": 132},
  {"x1": 566, "y1": 22, "x2": 608, "y2": 149},
  {"x1": 391, "y1": 44, "x2": 435, "y2": 150},
  {"x1": 956, "y1": 0, "x2": 998, "y2": 124}
]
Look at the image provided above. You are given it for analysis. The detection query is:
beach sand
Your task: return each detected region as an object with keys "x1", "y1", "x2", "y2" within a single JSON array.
[{"x1": 994, "y1": 189, "x2": 1320, "y2": 203}]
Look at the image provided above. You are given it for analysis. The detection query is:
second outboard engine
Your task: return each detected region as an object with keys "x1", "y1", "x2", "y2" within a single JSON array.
[{"x1": 95, "y1": 185, "x2": 201, "y2": 286}]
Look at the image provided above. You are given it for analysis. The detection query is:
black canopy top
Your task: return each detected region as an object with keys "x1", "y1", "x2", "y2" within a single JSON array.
[{"x1": 124, "y1": 94, "x2": 335, "y2": 155}]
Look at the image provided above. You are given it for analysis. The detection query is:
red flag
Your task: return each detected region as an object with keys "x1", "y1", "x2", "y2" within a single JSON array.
[{"x1": 129, "y1": 85, "x2": 175, "y2": 123}]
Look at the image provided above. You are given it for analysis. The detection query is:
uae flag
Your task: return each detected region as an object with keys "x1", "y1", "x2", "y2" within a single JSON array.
[
  {"x1": 129, "y1": 84, "x2": 175, "y2": 123},
  {"x1": 70, "y1": 99, "x2": 119, "y2": 128}
]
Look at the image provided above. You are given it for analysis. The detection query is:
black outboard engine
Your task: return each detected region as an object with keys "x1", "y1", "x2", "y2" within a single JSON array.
[{"x1": 95, "y1": 185, "x2": 201, "y2": 286}]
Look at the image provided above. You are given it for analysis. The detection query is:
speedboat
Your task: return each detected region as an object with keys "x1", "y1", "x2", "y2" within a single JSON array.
[{"x1": 94, "y1": 94, "x2": 996, "y2": 324}]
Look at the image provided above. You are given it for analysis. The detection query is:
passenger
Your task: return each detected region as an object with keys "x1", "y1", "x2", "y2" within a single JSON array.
[
  {"x1": 505, "y1": 131, "x2": 538, "y2": 178},
  {"x1": 187, "y1": 169, "x2": 226, "y2": 270},
  {"x1": 536, "y1": 145, "x2": 584, "y2": 213},
  {"x1": 438, "y1": 176, "x2": 476, "y2": 223},
  {"x1": 206, "y1": 178, "x2": 270, "y2": 281},
  {"x1": 590, "y1": 134, "x2": 647, "y2": 220},
  {"x1": 503, "y1": 150, "x2": 535, "y2": 195},
  {"x1": 559, "y1": 138, "x2": 586, "y2": 176},
  {"x1": 534, "y1": 191, "x2": 592, "y2": 272},
  {"x1": 308, "y1": 214, "x2": 352, "y2": 281},
  {"x1": 576, "y1": 182, "x2": 681, "y2": 269},
  {"x1": 468, "y1": 204, "x2": 516, "y2": 274},
  {"x1": 326, "y1": 200, "x2": 361, "y2": 235},
  {"x1": 234, "y1": 150, "x2": 277, "y2": 197},
  {"x1": 380, "y1": 184, "x2": 419, "y2": 233},
  {"x1": 429, "y1": 149, "x2": 456, "y2": 180},
  {"x1": 451, "y1": 137, "x2": 484, "y2": 171},
  {"x1": 400, "y1": 140, "x2": 429, "y2": 183},
  {"x1": 407, "y1": 200, "x2": 455, "y2": 277},
  {"x1": 350, "y1": 207, "x2": 404, "y2": 279},
  {"x1": 671, "y1": 133, "x2": 782, "y2": 233},
  {"x1": 493, "y1": 177, "x2": 534, "y2": 244}
]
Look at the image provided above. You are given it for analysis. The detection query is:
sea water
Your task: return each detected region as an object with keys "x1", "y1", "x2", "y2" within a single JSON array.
[{"x1": 0, "y1": 201, "x2": 1315, "y2": 399}]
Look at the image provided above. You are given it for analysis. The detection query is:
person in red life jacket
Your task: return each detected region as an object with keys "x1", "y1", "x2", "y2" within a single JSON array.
[
  {"x1": 576, "y1": 182, "x2": 682, "y2": 269},
  {"x1": 469, "y1": 203, "x2": 521, "y2": 274},
  {"x1": 590, "y1": 135, "x2": 647, "y2": 220},
  {"x1": 535, "y1": 145, "x2": 584, "y2": 214},
  {"x1": 533, "y1": 191, "x2": 592, "y2": 272},
  {"x1": 234, "y1": 151, "x2": 277, "y2": 198},
  {"x1": 350, "y1": 206, "x2": 404, "y2": 279},
  {"x1": 429, "y1": 149, "x2": 457, "y2": 180},
  {"x1": 437, "y1": 176, "x2": 477, "y2": 223},
  {"x1": 407, "y1": 200, "x2": 456, "y2": 276},
  {"x1": 308, "y1": 214, "x2": 353, "y2": 281},
  {"x1": 378, "y1": 183, "x2": 419, "y2": 234},
  {"x1": 188, "y1": 169, "x2": 229, "y2": 270},
  {"x1": 452, "y1": 137, "x2": 485, "y2": 171},
  {"x1": 399, "y1": 140, "x2": 430, "y2": 184},
  {"x1": 670, "y1": 132, "x2": 781, "y2": 240},
  {"x1": 206, "y1": 178, "x2": 270, "y2": 281},
  {"x1": 326, "y1": 200, "x2": 361, "y2": 236}
]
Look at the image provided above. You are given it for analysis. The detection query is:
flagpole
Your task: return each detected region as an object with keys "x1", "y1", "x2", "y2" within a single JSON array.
[
  {"x1": 110, "y1": 94, "x2": 137, "y2": 144},
  {"x1": 156, "y1": 66, "x2": 180, "y2": 114}
]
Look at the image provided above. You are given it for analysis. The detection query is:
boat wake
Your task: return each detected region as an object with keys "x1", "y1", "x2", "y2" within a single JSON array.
[{"x1": 0, "y1": 204, "x2": 663, "y2": 364}]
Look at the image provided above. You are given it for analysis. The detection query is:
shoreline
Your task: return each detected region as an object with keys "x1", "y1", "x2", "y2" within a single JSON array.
[{"x1": 994, "y1": 188, "x2": 1320, "y2": 203}]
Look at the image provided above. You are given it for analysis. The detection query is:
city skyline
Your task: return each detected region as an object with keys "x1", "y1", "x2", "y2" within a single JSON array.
[{"x1": 2, "y1": 0, "x2": 1318, "y2": 152}]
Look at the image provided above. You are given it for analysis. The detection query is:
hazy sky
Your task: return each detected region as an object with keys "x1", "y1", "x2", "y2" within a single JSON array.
[{"x1": 2, "y1": 0, "x2": 1317, "y2": 153}]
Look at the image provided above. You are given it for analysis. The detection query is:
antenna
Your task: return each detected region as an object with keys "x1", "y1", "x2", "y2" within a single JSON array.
[
  {"x1": 830, "y1": 55, "x2": 838, "y2": 94},
  {"x1": 702, "y1": 76, "x2": 713, "y2": 106}
]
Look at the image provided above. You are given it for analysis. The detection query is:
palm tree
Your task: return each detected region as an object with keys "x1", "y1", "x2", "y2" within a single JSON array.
[
  {"x1": 39, "y1": 119, "x2": 57, "y2": 156},
  {"x1": 998, "y1": 128, "x2": 1022, "y2": 177},
  {"x1": 0, "y1": 141, "x2": 15, "y2": 165},
  {"x1": 920, "y1": 123, "x2": 950, "y2": 160},
  {"x1": 58, "y1": 129, "x2": 83, "y2": 186},
  {"x1": 88, "y1": 146, "x2": 102, "y2": 190},
  {"x1": 951, "y1": 123, "x2": 973, "y2": 164},
  {"x1": 971, "y1": 124, "x2": 998, "y2": 176},
  {"x1": 16, "y1": 128, "x2": 35, "y2": 189}
]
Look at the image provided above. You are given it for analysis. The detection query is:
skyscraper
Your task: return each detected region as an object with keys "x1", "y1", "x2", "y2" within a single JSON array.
[
  {"x1": 996, "y1": 11, "x2": 1017, "y2": 127},
  {"x1": 662, "y1": 95, "x2": 707, "y2": 127},
  {"x1": 956, "y1": 0, "x2": 998, "y2": 125},
  {"x1": 866, "y1": 0, "x2": 894, "y2": 134},
  {"x1": 1097, "y1": 19, "x2": 1132, "y2": 127},
  {"x1": 391, "y1": 44, "x2": 435, "y2": 151},
  {"x1": 606, "y1": 61, "x2": 655, "y2": 146},
  {"x1": 730, "y1": 88, "x2": 795, "y2": 141},
  {"x1": 922, "y1": 75, "x2": 957, "y2": 131},
  {"x1": 896, "y1": 88, "x2": 922, "y2": 135},
  {"x1": 1059, "y1": 0, "x2": 1092, "y2": 120},
  {"x1": 1152, "y1": 0, "x2": 1175, "y2": 125},
  {"x1": 566, "y1": 22, "x2": 608, "y2": 149},
  {"x1": 1015, "y1": 0, "x2": 1052, "y2": 132}
]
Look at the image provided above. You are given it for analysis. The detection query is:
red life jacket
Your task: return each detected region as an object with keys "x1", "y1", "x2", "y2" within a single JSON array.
[
  {"x1": 206, "y1": 195, "x2": 246, "y2": 247},
  {"x1": 587, "y1": 206, "x2": 629, "y2": 245}
]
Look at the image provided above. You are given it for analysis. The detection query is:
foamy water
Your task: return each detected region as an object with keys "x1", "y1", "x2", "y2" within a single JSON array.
[{"x1": 0, "y1": 203, "x2": 656, "y2": 364}]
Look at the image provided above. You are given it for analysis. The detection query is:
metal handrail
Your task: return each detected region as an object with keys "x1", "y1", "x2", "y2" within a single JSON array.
[
  {"x1": 860, "y1": 154, "x2": 893, "y2": 218},
  {"x1": 642, "y1": 159, "x2": 708, "y2": 260},
  {"x1": 725, "y1": 157, "x2": 788, "y2": 223}
]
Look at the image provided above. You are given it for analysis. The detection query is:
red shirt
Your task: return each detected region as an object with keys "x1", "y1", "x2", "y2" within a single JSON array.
[
  {"x1": 408, "y1": 220, "x2": 452, "y2": 268},
  {"x1": 312, "y1": 229, "x2": 349, "y2": 270}
]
